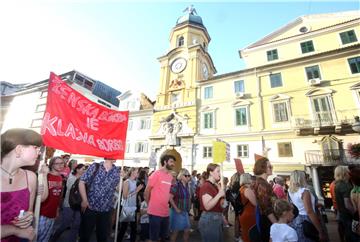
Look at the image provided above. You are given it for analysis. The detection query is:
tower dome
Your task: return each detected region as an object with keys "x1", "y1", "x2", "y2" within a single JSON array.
[{"x1": 176, "y1": 5, "x2": 204, "y2": 27}]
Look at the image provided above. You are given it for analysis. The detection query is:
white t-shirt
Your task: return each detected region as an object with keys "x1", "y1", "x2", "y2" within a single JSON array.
[{"x1": 270, "y1": 223, "x2": 298, "y2": 242}]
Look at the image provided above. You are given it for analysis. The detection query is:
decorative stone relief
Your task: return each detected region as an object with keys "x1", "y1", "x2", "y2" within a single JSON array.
[{"x1": 156, "y1": 112, "x2": 193, "y2": 145}]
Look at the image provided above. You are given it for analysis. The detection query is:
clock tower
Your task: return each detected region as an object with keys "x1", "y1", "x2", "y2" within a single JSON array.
[{"x1": 150, "y1": 6, "x2": 216, "y2": 171}]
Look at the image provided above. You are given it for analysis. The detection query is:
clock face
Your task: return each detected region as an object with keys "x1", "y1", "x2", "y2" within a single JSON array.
[
  {"x1": 202, "y1": 63, "x2": 209, "y2": 79},
  {"x1": 171, "y1": 58, "x2": 187, "y2": 73}
]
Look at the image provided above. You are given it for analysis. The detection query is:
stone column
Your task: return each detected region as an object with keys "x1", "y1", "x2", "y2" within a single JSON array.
[{"x1": 311, "y1": 166, "x2": 325, "y2": 205}]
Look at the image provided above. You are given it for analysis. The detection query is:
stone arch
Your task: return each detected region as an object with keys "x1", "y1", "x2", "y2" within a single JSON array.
[{"x1": 161, "y1": 148, "x2": 182, "y2": 173}]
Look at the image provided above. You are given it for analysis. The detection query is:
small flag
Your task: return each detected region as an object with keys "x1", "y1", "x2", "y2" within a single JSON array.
[
  {"x1": 234, "y1": 158, "x2": 244, "y2": 174},
  {"x1": 254, "y1": 153, "x2": 267, "y2": 161}
]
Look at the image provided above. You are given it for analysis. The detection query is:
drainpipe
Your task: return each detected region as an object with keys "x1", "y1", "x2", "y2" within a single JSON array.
[{"x1": 255, "y1": 68, "x2": 265, "y2": 131}]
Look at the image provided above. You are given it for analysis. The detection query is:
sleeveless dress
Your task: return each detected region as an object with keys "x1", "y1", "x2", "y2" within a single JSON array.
[
  {"x1": 1, "y1": 171, "x2": 30, "y2": 242},
  {"x1": 239, "y1": 186, "x2": 256, "y2": 242}
]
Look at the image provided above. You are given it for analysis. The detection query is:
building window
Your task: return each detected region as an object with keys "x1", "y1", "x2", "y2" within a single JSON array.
[
  {"x1": 98, "y1": 99, "x2": 111, "y2": 108},
  {"x1": 235, "y1": 107, "x2": 247, "y2": 126},
  {"x1": 31, "y1": 118, "x2": 43, "y2": 128},
  {"x1": 74, "y1": 74, "x2": 94, "y2": 91},
  {"x1": 340, "y1": 30, "x2": 357, "y2": 45},
  {"x1": 278, "y1": 142, "x2": 293, "y2": 157},
  {"x1": 305, "y1": 65, "x2": 321, "y2": 80},
  {"x1": 270, "y1": 73, "x2": 283, "y2": 88},
  {"x1": 311, "y1": 96, "x2": 334, "y2": 124},
  {"x1": 348, "y1": 56, "x2": 360, "y2": 74},
  {"x1": 126, "y1": 142, "x2": 130, "y2": 153},
  {"x1": 40, "y1": 91, "x2": 48, "y2": 98},
  {"x1": 273, "y1": 102, "x2": 289, "y2": 122},
  {"x1": 204, "y1": 86, "x2": 213, "y2": 99},
  {"x1": 237, "y1": 145, "x2": 249, "y2": 158},
  {"x1": 234, "y1": 80, "x2": 245, "y2": 93},
  {"x1": 140, "y1": 119, "x2": 151, "y2": 130},
  {"x1": 267, "y1": 49, "x2": 278, "y2": 61},
  {"x1": 203, "y1": 146, "x2": 212, "y2": 158},
  {"x1": 128, "y1": 120, "x2": 133, "y2": 131},
  {"x1": 203, "y1": 112, "x2": 214, "y2": 129},
  {"x1": 35, "y1": 104, "x2": 46, "y2": 113},
  {"x1": 300, "y1": 40, "x2": 314, "y2": 53},
  {"x1": 178, "y1": 36, "x2": 184, "y2": 47},
  {"x1": 135, "y1": 142, "x2": 148, "y2": 153},
  {"x1": 171, "y1": 93, "x2": 180, "y2": 103}
]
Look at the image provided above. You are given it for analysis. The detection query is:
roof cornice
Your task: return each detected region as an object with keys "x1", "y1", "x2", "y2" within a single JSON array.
[{"x1": 200, "y1": 43, "x2": 360, "y2": 85}]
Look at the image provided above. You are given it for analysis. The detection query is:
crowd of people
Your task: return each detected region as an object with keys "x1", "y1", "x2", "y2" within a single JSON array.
[{"x1": 1, "y1": 128, "x2": 360, "y2": 242}]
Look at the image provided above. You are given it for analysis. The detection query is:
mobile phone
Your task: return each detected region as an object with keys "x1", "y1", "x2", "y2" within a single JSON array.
[{"x1": 18, "y1": 210, "x2": 25, "y2": 218}]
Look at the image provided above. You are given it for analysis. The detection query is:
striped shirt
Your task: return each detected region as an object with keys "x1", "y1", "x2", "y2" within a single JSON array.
[{"x1": 170, "y1": 181, "x2": 191, "y2": 212}]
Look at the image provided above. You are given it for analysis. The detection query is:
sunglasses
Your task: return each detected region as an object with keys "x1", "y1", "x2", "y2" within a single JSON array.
[{"x1": 184, "y1": 175, "x2": 191, "y2": 178}]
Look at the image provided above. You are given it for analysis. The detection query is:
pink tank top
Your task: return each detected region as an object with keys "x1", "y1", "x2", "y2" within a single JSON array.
[{"x1": 1, "y1": 170, "x2": 30, "y2": 242}]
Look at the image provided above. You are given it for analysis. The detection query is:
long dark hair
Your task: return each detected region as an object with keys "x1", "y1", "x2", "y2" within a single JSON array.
[{"x1": 72, "y1": 164, "x2": 85, "y2": 175}]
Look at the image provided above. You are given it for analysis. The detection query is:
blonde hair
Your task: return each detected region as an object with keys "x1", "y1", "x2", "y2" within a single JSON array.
[
  {"x1": 289, "y1": 170, "x2": 307, "y2": 193},
  {"x1": 240, "y1": 173, "x2": 252, "y2": 186},
  {"x1": 177, "y1": 168, "x2": 189, "y2": 180},
  {"x1": 334, "y1": 166, "x2": 349, "y2": 181},
  {"x1": 273, "y1": 199, "x2": 292, "y2": 218},
  {"x1": 127, "y1": 167, "x2": 138, "y2": 178}
]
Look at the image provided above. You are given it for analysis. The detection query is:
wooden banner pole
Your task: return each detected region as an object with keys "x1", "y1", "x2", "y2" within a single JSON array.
[
  {"x1": 33, "y1": 146, "x2": 46, "y2": 242},
  {"x1": 114, "y1": 159, "x2": 124, "y2": 242}
]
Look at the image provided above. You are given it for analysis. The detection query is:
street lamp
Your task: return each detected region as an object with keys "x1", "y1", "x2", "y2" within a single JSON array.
[{"x1": 352, "y1": 116, "x2": 360, "y2": 133}]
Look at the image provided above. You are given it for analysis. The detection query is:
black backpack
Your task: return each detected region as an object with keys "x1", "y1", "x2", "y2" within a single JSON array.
[
  {"x1": 225, "y1": 185, "x2": 247, "y2": 216},
  {"x1": 69, "y1": 163, "x2": 100, "y2": 210},
  {"x1": 69, "y1": 178, "x2": 82, "y2": 210}
]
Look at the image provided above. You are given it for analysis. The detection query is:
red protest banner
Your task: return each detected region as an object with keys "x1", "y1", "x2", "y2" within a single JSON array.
[
  {"x1": 234, "y1": 158, "x2": 245, "y2": 174},
  {"x1": 41, "y1": 72, "x2": 129, "y2": 159}
]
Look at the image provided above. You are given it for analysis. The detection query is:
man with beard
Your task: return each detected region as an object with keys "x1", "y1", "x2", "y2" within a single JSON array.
[{"x1": 144, "y1": 154, "x2": 175, "y2": 242}]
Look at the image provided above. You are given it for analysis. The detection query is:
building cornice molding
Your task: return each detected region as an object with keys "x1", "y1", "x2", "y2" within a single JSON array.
[
  {"x1": 241, "y1": 17, "x2": 360, "y2": 53},
  {"x1": 195, "y1": 129, "x2": 294, "y2": 140},
  {"x1": 199, "y1": 43, "x2": 360, "y2": 85}
]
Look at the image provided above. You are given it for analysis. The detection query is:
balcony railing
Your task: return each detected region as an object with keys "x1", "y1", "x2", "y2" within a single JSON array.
[
  {"x1": 292, "y1": 109, "x2": 359, "y2": 129},
  {"x1": 304, "y1": 149, "x2": 360, "y2": 166}
]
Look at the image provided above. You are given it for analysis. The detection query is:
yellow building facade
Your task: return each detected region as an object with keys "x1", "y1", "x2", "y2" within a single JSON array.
[
  {"x1": 150, "y1": 8, "x2": 216, "y2": 172},
  {"x1": 151, "y1": 9, "x2": 360, "y2": 203}
]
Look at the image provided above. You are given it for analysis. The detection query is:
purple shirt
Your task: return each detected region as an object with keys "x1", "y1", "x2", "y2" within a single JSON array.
[
  {"x1": 170, "y1": 181, "x2": 191, "y2": 212},
  {"x1": 80, "y1": 162, "x2": 120, "y2": 212}
]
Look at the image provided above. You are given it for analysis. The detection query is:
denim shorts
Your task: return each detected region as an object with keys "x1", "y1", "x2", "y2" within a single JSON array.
[{"x1": 149, "y1": 214, "x2": 169, "y2": 241}]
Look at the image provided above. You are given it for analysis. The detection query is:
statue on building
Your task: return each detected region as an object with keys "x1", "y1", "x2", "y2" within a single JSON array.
[
  {"x1": 164, "y1": 121, "x2": 182, "y2": 146},
  {"x1": 156, "y1": 112, "x2": 193, "y2": 142},
  {"x1": 183, "y1": 5, "x2": 197, "y2": 15}
]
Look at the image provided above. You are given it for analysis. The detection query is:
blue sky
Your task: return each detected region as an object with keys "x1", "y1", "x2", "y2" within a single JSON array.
[{"x1": 0, "y1": 1, "x2": 358, "y2": 99}]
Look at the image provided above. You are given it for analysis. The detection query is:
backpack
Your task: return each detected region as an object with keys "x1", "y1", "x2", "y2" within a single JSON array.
[
  {"x1": 69, "y1": 178, "x2": 82, "y2": 210},
  {"x1": 69, "y1": 163, "x2": 100, "y2": 210},
  {"x1": 225, "y1": 186, "x2": 246, "y2": 215}
]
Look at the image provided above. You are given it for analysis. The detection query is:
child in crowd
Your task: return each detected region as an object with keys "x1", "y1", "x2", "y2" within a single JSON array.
[
  {"x1": 270, "y1": 199, "x2": 298, "y2": 242},
  {"x1": 139, "y1": 196, "x2": 149, "y2": 242}
]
